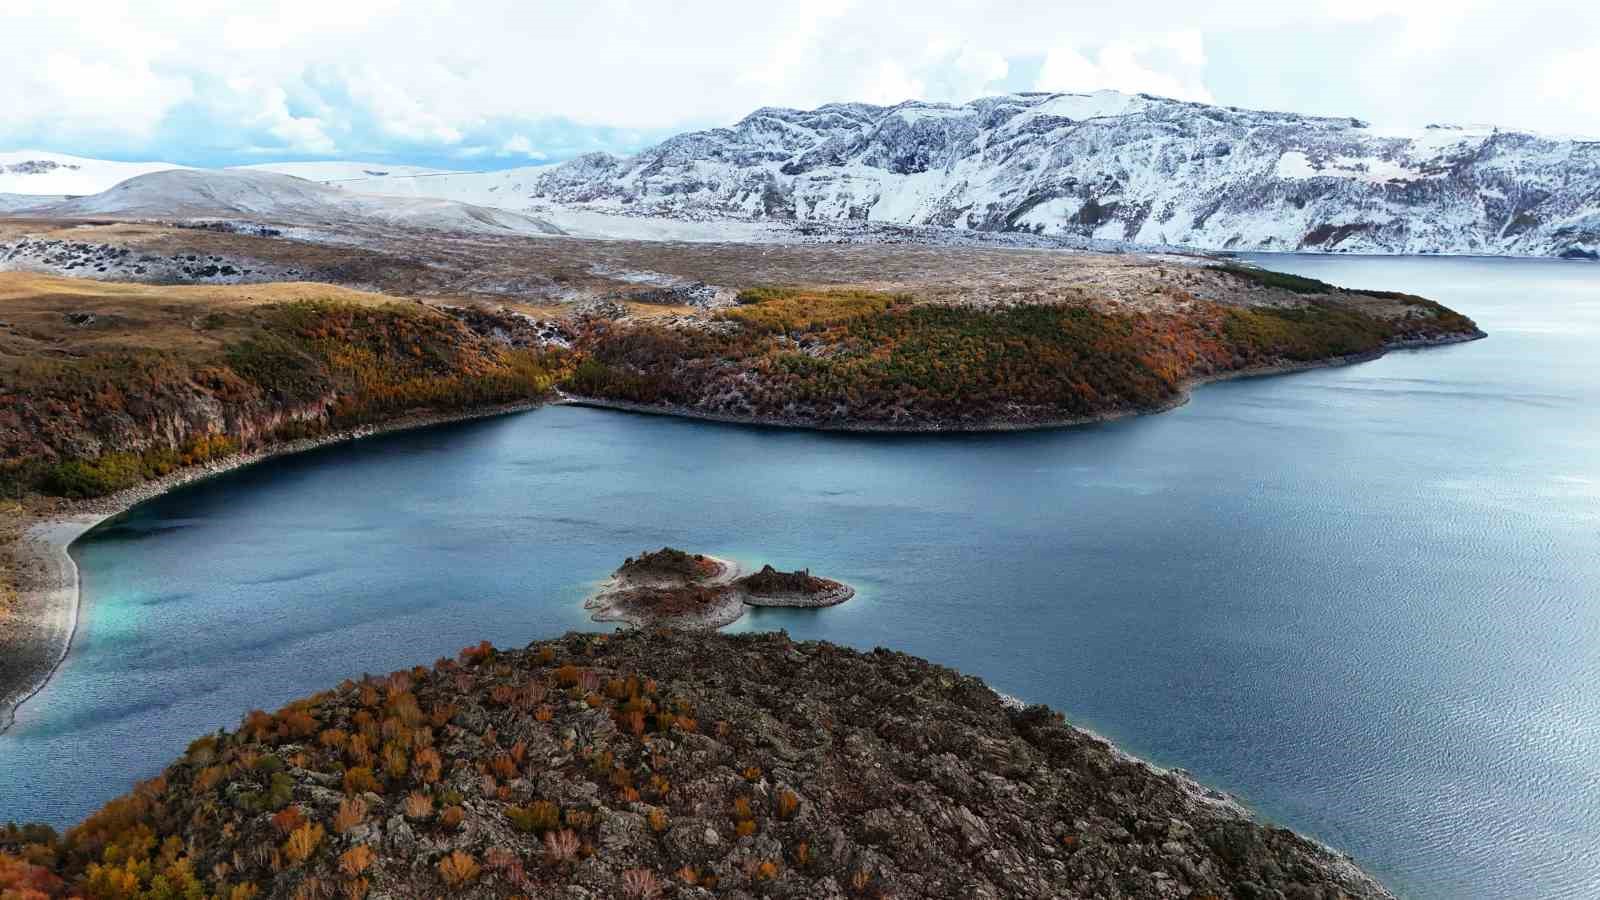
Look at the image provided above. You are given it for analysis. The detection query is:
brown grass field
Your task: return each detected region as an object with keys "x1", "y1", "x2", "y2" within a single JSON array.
[{"x1": 0, "y1": 273, "x2": 422, "y2": 367}]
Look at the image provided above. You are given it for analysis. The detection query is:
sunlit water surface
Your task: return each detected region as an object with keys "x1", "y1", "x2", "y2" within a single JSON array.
[{"x1": 2, "y1": 256, "x2": 1597, "y2": 899}]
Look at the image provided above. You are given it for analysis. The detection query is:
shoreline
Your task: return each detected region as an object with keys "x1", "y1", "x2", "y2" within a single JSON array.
[
  {"x1": 554, "y1": 329, "x2": 1486, "y2": 434},
  {"x1": 989, "y1": 686, "x2": 1393, "y2": 897},
  {"x1": 0, "y1": 399, "x2": 547, "y2": 736},
  {"x1": 0, "y1": 328, "x2": 1484, "y2": 734}
]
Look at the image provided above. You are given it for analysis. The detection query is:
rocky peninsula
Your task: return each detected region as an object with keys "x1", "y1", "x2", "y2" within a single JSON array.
[
  {"x1": 0, "y1": 630, "x2": 1395, "y2": 899},
  {"x1": 586, "y1": 549, "x2": 855, "y2": 629}
]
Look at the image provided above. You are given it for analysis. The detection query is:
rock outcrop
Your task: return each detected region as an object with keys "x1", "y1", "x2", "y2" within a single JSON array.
[
  {"x1": 586, "y1": 550, "x2": 855, "y2": 629},
  {"x1": 735, "y1": 565, "x2": 854, "y2": 609}
]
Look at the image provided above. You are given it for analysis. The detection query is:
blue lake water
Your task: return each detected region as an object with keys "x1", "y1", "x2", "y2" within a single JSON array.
[{"x1": 2, "y1": 255, "x2": 1597, "y2": 898}]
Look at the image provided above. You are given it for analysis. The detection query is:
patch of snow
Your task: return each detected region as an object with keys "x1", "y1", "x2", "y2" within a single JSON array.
[
  {"x1": 0, "y1": 150, "x2": 186, "y2": 196},
  {"x1": 1030, "y1": 90, "x2": 1143, "y2": 121},
  {"x1": 1275, "y1": 151, "x2": 1435, "y2": 184},
  {"x1": 30, "y1": 169, "x2": 564, "y2": 237}
]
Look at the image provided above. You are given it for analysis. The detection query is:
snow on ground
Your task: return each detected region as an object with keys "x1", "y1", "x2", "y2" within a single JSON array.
[
  {"x1": 1274, "y1": 151, "x2": 1438, "y2": 183},
  {"x1": 0, "y1": 151, "x2": 185, "y2": 196},
  {"x1": 36, "y1": 169, "x2": 564, "y2": 237},
  {"x1": 0, "y1": 194, "x2": 61, "y2": 213},
  {"x1": 530, "y1": 204, "x2": 792, "y2": 243},
  {"x1": 1030, "y1": 91, "x2": 1144, "y2": 121},
  {"x1": 9, "y1": 87, "x2": 1596, "y2": 257},
  {"x1": 244, "y1": 162, "x2": 558, "y2": 210}
]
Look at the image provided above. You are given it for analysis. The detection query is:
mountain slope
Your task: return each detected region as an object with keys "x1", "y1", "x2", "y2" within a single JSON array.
[
  {"x1": 242, "y1": 162, "x2": 554, "y2": 204},
  {"x1": 37, "y1": 169, "x2": 564, "y2": 236},
  {"x1": 0, "y1": 151, "x2": 185, "y2": 196},
  {"x1": 518, "y1": 91, "x2": 1600, "y2": 258}
]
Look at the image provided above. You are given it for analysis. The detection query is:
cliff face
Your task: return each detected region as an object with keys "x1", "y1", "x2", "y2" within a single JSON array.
[
  {"x1": 525, "y1": 91, "x2": 1600, "y2": 258},
  {"x1": 0, "y1": 630, "x2": 1394, "y2": 899}
]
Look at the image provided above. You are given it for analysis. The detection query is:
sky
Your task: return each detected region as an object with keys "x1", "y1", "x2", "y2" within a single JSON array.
[{"x1": 3, "y1": 0, "x2": 1596, "y2": 169}]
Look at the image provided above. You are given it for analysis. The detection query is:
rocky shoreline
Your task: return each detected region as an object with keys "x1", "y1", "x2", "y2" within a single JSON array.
[
  {"x1": 556, "y1": 329, "x2": 1485, "y2": 434},
  {"x1": 0, "y1": 400, "x2": 548, "y2": 735},
  {"x1": 740, "y1": 581, "x2": 855, "y2": 609},
  {"x1": 585, "y1": 554, "x2": 750, "y2": 630},
  {"x1": 584, "y1": 550, "x2": 857, "y2": 629},
  {"x1": 1, "y1": 629, "x2": 1398, "y2": 898}
]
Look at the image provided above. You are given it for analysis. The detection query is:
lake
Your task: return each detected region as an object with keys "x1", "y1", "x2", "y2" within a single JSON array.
[{"x1": 2, "y1": 255, "x2": 1596, "y2": 899}]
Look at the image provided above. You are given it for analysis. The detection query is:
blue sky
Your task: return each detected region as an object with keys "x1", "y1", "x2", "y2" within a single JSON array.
[{"x1": 4, "y1": 0, "x2": 1596, "y2": 170}]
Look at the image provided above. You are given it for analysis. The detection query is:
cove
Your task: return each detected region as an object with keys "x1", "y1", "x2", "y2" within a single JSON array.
[{"x1": 2, "y1": 256, "x2": 1597, "y2": 899}]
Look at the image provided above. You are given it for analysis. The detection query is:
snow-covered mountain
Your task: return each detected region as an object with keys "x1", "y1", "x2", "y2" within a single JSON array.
[
  {"x1": 0, "y1": 151, "x2": 187, "y2": 196},
  {"x1": 34, "y1": 169, "x2": 563, "y2": 236},
  {"x1": 6, "y1": 90, "x2": 1597, "y2": 256},
  {"x1": 509, "y1": 91, "x2": 1598, "y2": 258}
]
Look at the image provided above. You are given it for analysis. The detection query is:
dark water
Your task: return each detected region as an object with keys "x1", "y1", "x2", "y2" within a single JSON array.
[{"x1": 2, "y1": 256, "x2": 1597, "y2": 899}]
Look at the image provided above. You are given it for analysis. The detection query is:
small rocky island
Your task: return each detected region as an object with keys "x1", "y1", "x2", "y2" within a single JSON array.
[{"x1": 585, "y1": 548, "x2": 855, "y2": 629}]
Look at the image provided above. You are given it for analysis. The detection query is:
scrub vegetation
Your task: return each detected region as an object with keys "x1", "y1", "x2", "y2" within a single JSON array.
[
  {"x1": 563, "y1": 277, "x2": 1481, "y2": 428},
  {"x1": 0, "y1": 275, "x2": 568, "y2": 500},
  {"x1": 0, "y1": 630, "x2": 1396, "y2": 899}
]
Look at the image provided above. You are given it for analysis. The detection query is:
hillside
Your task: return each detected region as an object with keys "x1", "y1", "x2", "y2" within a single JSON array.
[
  {"x1": 0, "y1": 221, "x2": 1485, "y2": 451},
  {"x1": 562, "y1": 270, "x2": 1483, "y2": 430},
  {"x1": 0, "y1": 273, "x2": 568, "y2": 499},
  {"x1": 26, "y1": 170, "x2": 565, "y2": 237},
  {"x1": 0, "y1": 151, "x2": 186, "y2": 197},
  {"x1": 0, "y1": 630, "x2": 1395, "y2": 899}
]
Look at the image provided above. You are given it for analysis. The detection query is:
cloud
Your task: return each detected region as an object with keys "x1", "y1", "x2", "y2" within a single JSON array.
[
  {"x1": 497, "y1": 135, "x2": 548, "y2": 159},
  {"x1": 861, "y1": 61, "x2": 927, "y2": 106},
  {"x1": 1, "y1": 0, "x2": 1596, "y2": 166},
  {"x1": 1036, "y1": 32, "x2": 1212, "y2": 103}
]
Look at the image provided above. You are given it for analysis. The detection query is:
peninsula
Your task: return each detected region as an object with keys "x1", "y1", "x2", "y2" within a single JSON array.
[{"x1": 0, "y1": 630, "x2": 1397, "y2": 899}]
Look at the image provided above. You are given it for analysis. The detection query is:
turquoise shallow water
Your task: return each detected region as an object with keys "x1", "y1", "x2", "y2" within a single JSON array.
[{"x1": 2, "y1": 256, "x2": 1597, "y2": 898}]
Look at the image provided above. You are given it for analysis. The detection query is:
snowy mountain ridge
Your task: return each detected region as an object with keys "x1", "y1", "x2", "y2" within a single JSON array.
[
  {"x1": 512, "y1": 90, "x2": 1599, "y2": 258},
  {"x1": 4, "y1": 90, "x2": 1597, "y2": 256}
]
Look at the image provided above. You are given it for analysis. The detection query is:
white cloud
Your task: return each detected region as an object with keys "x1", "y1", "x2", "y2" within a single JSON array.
[
  {"x1": 1037, "y1": 32, "x2": 1212, "y2": 103},
  {"x1": 861, "y1": 61, "x2": 927, "y2": 106},
  {"x1": 0, "y1": 0, "x2": 1595, "y2": 162},
  {"x1": 498, "y1": 135, "x2": 547, "y2": 159}
]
